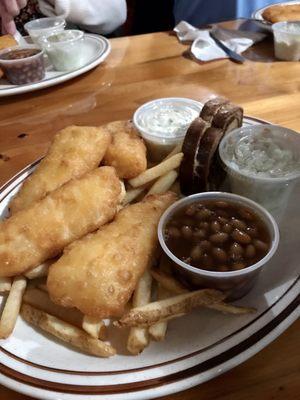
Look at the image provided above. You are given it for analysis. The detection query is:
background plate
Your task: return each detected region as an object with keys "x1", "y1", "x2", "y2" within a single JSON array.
[
  {"x1": 252, "y1": 1, "x2": 300, "y2": 32},
  {"x1": 0, "y1": 116, "x2": 299, "y2": 399},
  {"x1": 0, "y1": 34, "x2": 111, "y2": 97}
]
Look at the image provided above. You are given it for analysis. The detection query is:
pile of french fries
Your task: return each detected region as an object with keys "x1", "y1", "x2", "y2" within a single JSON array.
[{"x1": 0, "y1": 140, "x2": 255, "y2": 357}]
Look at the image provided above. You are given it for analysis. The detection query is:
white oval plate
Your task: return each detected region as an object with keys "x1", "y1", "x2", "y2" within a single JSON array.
[
  {"x1": 0, "y1": 116, "x2": 299, "y2": 399},
  {"x1": 0, "y1": 34, "x2": 110, "y2": 97},
  {"x1": 252, "y1": 1, "x2": 300, "y2": 32}
]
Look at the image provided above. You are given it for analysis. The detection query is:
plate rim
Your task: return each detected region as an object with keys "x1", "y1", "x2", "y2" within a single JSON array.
[
  {"x1": 0, "y1": 34, "x2": 111, "y2": 97},
  {"x1": 0, "y1": 115, "x2": 299, "y2": 399},
  {"x1": 252, "y1": 0, "x2": 300, "y2": 22}
]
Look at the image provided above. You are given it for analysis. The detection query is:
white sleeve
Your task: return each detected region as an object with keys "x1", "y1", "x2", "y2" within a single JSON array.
[{"x1": 38, "y1": 0, "x2": 127, "y2": 34}]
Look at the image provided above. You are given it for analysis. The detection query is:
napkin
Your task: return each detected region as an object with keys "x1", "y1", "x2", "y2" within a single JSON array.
[{"x1": 174, "y1": 21, "x2": 266, "y2": 62}]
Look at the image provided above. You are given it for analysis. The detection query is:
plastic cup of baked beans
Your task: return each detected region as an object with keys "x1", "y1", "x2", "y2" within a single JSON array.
[
  {"x1": 158, "y1": 192, "x2": 279, "y2": 300},
  {"x1": 0, "y1": 46, "x2": 45, "y2": 85}
]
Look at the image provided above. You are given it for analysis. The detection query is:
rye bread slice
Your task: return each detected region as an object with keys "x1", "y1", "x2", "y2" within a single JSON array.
[
  {"x1": 179, "y1": 117, "x2": 209, "y2": 195},
  {"x1": 193, "y1": 127, "x2": 224, "y2": 192},
  {"x1": 200, "y1": 97, "x2": 229, "y2": 123},
  {"x1": 212, "y1": 102, "x2": 243, "y2": 133}
]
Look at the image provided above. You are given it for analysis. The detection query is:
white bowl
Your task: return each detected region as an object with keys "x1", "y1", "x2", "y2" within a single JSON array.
[{"x1": 158, "y1": 192, "x2": 280, "y2": 300}]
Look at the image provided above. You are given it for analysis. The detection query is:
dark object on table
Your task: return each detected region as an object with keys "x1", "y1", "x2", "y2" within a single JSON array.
[{"x1": 209, "y1": 29, "x2": 245, "y2": 63}]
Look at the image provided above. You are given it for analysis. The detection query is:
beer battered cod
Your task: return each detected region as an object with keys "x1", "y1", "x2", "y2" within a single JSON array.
[
  {"x1": 103, "y1": 120, "x2": 147, "y2": 179},
  {"x1": 262, "y1": 4, "x2": 300, "y2": 23},
  {"x1": 10, "y1": 125, "x2": 111, "y2": 213},
  {"x1": 0, "y1": 35, "x2": 18, "y2": 79},
  {"x1": 0, "y1": 167, "x2": 122, "y2": 277},
  {"x1": 47, "y1": 192, "x2": 177, "y2": 318}
]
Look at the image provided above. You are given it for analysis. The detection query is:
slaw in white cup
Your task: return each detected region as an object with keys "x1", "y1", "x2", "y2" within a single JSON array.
[
  {"x1": 158, "y1": 192, "x2": 279, "y2": 300},
  {"x1": 219, "y1": 124, "x2": 300, "y2": 222}
]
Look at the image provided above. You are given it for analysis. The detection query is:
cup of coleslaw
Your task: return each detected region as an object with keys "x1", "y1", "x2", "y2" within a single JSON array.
[{"x1": 219, "y1": 124, "x2": 300, "y2": 221}]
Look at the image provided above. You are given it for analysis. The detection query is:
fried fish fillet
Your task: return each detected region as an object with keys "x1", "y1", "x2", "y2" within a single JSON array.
[
  {"x1": 0, "y1": 35, "x2": 17, "y2": 50},
  {"x1": 262, "y1": 4, "x2": 300, "y2": 23},
  {"x1": 0, "y1": 35, "x2": 18, "y2": 79},
  {"x1": 10, "y1": 125, "x2": 111, "y2": 213},
  {"x1": 0, "y1": 167, "x2": 121, "y2": 277},
  {"x1": 103, "y1": 120, "x2": 147, "y2": 179},
  {"x1": 47, "y1": 192, "x2": 177, "y2": 318}
]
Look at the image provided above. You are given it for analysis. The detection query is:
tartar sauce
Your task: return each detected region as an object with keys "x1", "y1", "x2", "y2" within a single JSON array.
[
  {"x1": 137, "y1": 100, "x2": 200, "y2": 138},
  {"x1": 134, "y1": 98, "x2": 202, "y2": 162}
]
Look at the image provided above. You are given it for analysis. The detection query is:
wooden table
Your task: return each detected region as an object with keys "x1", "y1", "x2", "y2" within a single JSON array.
[{"x1": 0, "y1": 20, "x2": 299, "y2": 400}]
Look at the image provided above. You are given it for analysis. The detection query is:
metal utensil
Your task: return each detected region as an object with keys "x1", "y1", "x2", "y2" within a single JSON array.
[
  {"x1": 209, "y1": 30, "x2": 246, "y2": 64},
  {"x1": 251, "y1": 18, "x2": 272, "y2": 26}
]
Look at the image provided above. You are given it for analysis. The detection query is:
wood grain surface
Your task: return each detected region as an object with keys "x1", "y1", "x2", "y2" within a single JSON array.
[{"x1": 0, "y1": 19, "x2": 299, "y2": 400}]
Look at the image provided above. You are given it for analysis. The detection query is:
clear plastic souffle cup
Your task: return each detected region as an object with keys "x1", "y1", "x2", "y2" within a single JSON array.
[
  {"x1": 25, "y1": 17, "x2": 66, "y2": 46},
  {"x1": 218, "y1": 124, "x2": 300, "y2": 222},
  {"x1": 272, "y1": 21, "x2": 300, "y2": 61},
  {"x1": 133, "y1": 98, "x2": 202, "y2": 162},
  {"x1": 158, "y1": 192, "x2": 279, "y2": 300}
]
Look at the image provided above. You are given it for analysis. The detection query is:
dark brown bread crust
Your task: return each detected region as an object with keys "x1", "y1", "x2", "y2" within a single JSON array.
[
  {"x1": 180, "y1": 117, "x2": 208, "y2": 195},
  {"x1": 200, "y1": 97, "x2": 229, "y2": 123}
]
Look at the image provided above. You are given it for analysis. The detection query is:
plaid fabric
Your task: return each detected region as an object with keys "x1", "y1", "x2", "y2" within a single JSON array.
[{"x1": 15, "y1": 0, "x2": 44, "y2": 35}]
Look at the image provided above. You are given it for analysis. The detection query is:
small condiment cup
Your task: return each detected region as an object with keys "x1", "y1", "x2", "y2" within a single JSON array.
[
  {"x1": 0, "y1": 46, "x2": 45, "y2": 85},
  {"x1": 133, "y1": 98, "x2": 202, "y2": 162},
  {"x1": 39, "y1": 30, "x2": 87, "y2": 71},
  {"x1": 158, "y1": 192, "x2": 279, "y2": 300},
  {"x1": 272, "y1": 21, "x2": 300, "y2": 61},
  {"x1": 25, "y1": 17, "x2": 66, "y2": 46},
  {"x1": 219, "y1": 124, "x2": 300, "y2": 222}
]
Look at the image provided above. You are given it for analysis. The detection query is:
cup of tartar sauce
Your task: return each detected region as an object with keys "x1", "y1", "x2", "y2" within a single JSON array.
[
  {"x1": 133, "y1": 98, "x2": 202, "y2": 161},
  {"x1": 219, "y1": 124, "x2": 300, "y2": 222},
  {"x1": 272, "y1": 21, "x2": 300, "y2": 61},
  {"x1": 39, "y1": 30, "x2": 87, "y2": 71}
]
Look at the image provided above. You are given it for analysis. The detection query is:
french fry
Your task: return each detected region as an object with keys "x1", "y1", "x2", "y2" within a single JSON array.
[
  {"x1": 82, "y1": 316, "x2": 106, "y2": 340},
  {"x1": 147, "y1": 170, "x2": 178, "y2": 195},
  {"x1": 149, "y1": 258, "x2": 172, "y2": 341},
  {"x1": 0, "y1": 276, "x2": 27, "y2": 339},
  {"x1": 0, "y1": 277, "x2": 12, "y2": 293},
  {"x1": 148, "y1": 284, "x2": 171, "y2": 341},
  {"x1": 151, "y1": 269, "x2": 189, "y2": 295},
  {"x1": 23, "y1": 287, "x2": 83, "y2": 328},
  {"x1": 169, "y1": 180, "x2": 181, "y2": 196},
  {"x1": 119, "y1": 180, "x2": 126, "y2": 202},
  {"x1": 127, "y1": 270, "x2": 152, "y2": 355},
  {"x1": 21, "y1": 304, "x2": 116, "y2": 357},
  {"x1": 123, "y1": 187, "x2": 145, "y2": 205},
  {"x1": 116, "y1": 289, "x2": 225, "y2": 328},
  {"x1": 128, "y1": 153, "x2": 183, "y2": 188},
  {"x1": 25, "y1": 259, "x2": 54, "y2": 279},
  {"x1": 206, "y1": 302, "x2": 256, "y2": 315},
  {"x1": 151, "y1": 269, "x2": 256, "y2": 315}
]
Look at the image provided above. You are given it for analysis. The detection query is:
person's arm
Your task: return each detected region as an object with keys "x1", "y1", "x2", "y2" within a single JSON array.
[
  {"x1": 39, "y1": 0, "x2": 127, "y2": 34},
  {"x1": 0, "y1": 0, "x2": 27, "y2": 34}
]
